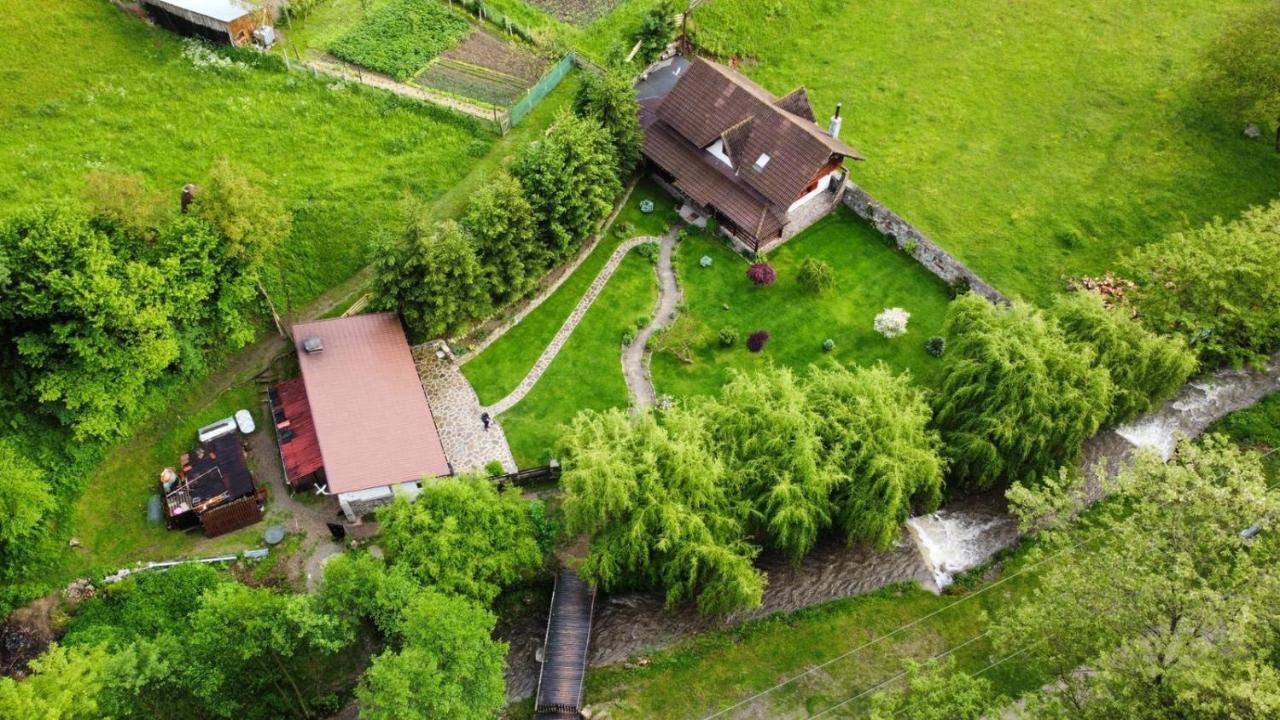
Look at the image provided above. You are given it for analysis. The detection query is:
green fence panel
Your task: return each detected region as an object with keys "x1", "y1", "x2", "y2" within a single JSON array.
[{"x1": 509, "y1": 52, "x2": 574, "y2": 128}]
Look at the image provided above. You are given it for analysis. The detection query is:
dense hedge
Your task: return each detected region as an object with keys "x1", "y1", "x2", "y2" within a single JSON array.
[{"x1": 330, "y1": 0, "x2": 471, "y2": 81}]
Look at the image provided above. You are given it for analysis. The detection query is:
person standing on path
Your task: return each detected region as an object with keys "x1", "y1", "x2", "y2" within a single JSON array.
[{"x1": 481, "y1": 412, "x2": 491, "y2": 431}]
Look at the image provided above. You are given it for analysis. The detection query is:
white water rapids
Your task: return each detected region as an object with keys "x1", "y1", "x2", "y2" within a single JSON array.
[{"x1": 906, "y1": 508, "x2": 1017, "y2": 589}]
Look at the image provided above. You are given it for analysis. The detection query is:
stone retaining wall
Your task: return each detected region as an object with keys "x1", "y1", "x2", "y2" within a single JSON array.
[{"x1": 841, "y1": 182, "x2": 1009, "y2": 304}]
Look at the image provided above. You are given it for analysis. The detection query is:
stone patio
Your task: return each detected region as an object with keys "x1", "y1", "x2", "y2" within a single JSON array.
[{"x1": 414, "y1": 341, "x2": 518, "y2": 474}]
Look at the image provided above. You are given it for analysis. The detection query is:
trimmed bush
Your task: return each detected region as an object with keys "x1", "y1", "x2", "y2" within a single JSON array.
[
  {"x1": 746, "y1": 262, "x2": 777, "y2": 286},
  {"x1": 823, "y1": 338, "x2": 835, "y2": 352},
  {"x1": 747, "y1": 330, "x2": 770, "y2": 352},
  {"x1": 719, "y1": 327, "x2": 739, "y2": 347},
  {"x1": 700, "y1": 255, "x2": 713, "y2": 268},
  {"x1": 797, "y1": 257, "x2": 835, "y2": 293},
  {"x1": 924, "y1": 335, "x2": 946, "y2": 357},
  {"x1": 622, "y1": 330, "x2": 634, "y2": 346}
]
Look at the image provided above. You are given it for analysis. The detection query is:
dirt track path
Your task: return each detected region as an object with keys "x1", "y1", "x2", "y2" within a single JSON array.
[{"x1": 622, "y1": 228, "x2": 681, "y2": 408}]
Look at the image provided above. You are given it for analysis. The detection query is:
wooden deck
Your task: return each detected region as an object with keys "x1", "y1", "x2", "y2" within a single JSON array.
[{"x1": 534, "y1": 568, "x2": 597, "y2": 719}]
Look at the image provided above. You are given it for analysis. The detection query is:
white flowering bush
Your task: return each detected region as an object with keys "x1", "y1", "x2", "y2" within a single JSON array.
[
  {"x1": 182, "y1": 40, "x2": 247, "y2": 73},
  {"x1": 874, "y1": 307, "x2": 911, "y2": 338}
]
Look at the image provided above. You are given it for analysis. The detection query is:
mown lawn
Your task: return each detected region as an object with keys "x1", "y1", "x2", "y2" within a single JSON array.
[
  {"x1": 499, "y1": 250, "x2": 659, "y2": 466},
  {"x1": 691, "y1": 0, "x2": 1280, "y2": 304},
  {"x1": 653, "y1": 209, "x2": 952, "y2": 402},
  {"x1": 461, "y1": 178, "x2": 678, "y2": 406},
  {"x1": 58, "y1": 381, "x2": 268, "y2": 582},
  {"x1": 0, "y1": 0, "x2": 492, "y2": 308}
]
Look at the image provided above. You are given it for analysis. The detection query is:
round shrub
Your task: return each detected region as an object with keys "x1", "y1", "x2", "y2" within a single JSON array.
[
  {"x1": 700, "y1": 255, "x2": 713, "y2": 268},
  {"x1": 798, "y1": 257, "x2": 834, "y2": 293},
  {"x1": 747, "y1": 330, "x2": 770, "y2": 352},
  {"x1": 622, "y1": 330, "x2": 634, "y2": 346},
  {"x1": 874, "y1": 307, "x2": 911, "y2": 338},
  {"x1": 746, "y1": 262, "x2": 777, "y2": 286},
  {"x1": 719, "y1": 327, "x2": 739, "y2": 347},
  {"x1": 823, "y1": 338, "x2": 835, "y2": 352},
  {"x1": 924, "y1": 335, "x2": 946, "y2": 357},
  {"x1": 636, "y1": 316, "x2": 650, "y2": 329}
]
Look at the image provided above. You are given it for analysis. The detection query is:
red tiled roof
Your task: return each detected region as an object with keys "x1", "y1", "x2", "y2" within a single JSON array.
[
  {"x1": 274, "y1": 377, "x2": 323, "y2": 487},
  {"x1": 292, "y1": 313, "x2": 450, "y2": 494}
]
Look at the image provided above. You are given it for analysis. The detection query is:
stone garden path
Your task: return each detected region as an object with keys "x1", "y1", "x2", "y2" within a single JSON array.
[
  {"x1": 623, "y1": 229, "x2": 682, "y2": 409},
  {"x1": 485, "y1": 235, "x2": 665, "y2": 416},
  {"x1": 415, "y1": 342, "x2": 518, "y2": 474}
]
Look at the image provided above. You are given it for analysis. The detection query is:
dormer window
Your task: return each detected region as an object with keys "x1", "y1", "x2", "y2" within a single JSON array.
[{"x1": 754, "y1": 153, "x2": 771, "y2": 171}]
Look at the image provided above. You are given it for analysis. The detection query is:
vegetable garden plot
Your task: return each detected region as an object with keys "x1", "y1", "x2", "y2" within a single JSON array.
[
  {"x1": 330, "y1": 0, "x2": 471, "y2": 81},
  {"x1": 415, "y1": 28, "x2": 549, "y2": 106},
  {"x1": 525, "y1": 0, "x2": 623, "y2": 24}
]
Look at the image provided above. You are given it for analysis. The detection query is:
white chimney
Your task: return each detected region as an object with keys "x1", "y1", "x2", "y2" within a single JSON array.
[{"x1": 828, "y1": 102, "x2": 843, "y2": 140}]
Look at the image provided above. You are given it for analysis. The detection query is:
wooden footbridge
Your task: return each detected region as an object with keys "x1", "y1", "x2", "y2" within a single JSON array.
[{"x1": 534, "y1": 567, "x2": 597, "y2": 719}]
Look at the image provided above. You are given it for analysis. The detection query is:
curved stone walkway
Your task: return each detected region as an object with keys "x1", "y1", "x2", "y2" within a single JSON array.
[
  {"x1": 486, "y1": 235, "x2": 664, "y2": 415},
  {"x1": 623, "y1": 229, "x2": 682, "y2": 409}
]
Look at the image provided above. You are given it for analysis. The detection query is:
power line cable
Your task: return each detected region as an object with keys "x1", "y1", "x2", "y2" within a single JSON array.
[{"x1": 701, "y1": 444, "x2": 1278, "y2": 719}]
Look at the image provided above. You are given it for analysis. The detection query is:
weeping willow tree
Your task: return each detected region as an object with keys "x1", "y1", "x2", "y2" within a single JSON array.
[
  {"x1": 701, "y1": 368, "x2": 834, "y2": 562},
  {"x1": 806, "y1": 364, "x2": 944, "y2": 550},
  {"x1": 933, "y1": 295, "x2": 1113, "y2": 489},
  {"x1": 558, "y1": 407, "x2": 765, "y2": 614},
  {"x1": 1051, "y1": 291, "x2": 1197, "y2": 425}
]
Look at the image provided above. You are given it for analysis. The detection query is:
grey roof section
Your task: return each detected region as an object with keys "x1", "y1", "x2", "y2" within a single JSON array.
[{"x1": 145, "y1": 0, "x2": 254, "y2": 23}]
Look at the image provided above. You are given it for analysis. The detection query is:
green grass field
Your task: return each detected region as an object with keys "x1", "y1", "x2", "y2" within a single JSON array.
[
  {"x1": 461, "y1": 179, "x2": 678, "y2": 406},
  {"x1": 653, "y1": 210, "x2": 952, "y2": 401},
  {"x1": 0, "y1": 0, "x2": 581, "y2": 600},
  {"x1": 499, "y1": 251, "x2": 659, "y2": 466},
  {"x1": 691, "y1": 0, "x2": 1280, "y2": 304},
  {"x1": 0, "y1": 0, "x2": 491, "y2": 307}
]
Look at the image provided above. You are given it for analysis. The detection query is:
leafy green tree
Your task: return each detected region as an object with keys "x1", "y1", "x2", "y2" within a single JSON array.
[
  {"x1": 64, "y1": 564, "x2": 223, "y2": 649},
  {"x1": 190, "y1": 158, "x2": 290, "y2": 267},
  {"x1": 1052, "y1": 291, "x2": 1197, "y2": 425},
  {"x1": 0, "y1": 207, "x2": 180, "y2": 439},
  {"x1": 0, "y1": 643, "x2": 114, "y2": 720},
  {"x1": 933, "y1": 295, "x2": 1112, "y2": 489},
  {"x1": 573, "y1": 70, "x2": 643, "y2": 176},
  {"x1": 369, "y1": 216, "x2": 490, "y2": 341},
  {"x1": 559, "y1": 407, "x2": 765, "y2": 614},
  {"x1": 316, "y1": 552, "x2": 422, "y2": 638},
  {"x1": 81, "y1": 169, "x2": 171, "y2": 239},
  {"x1": 376, "y1": 476, "x2": 543, "y2": 604},
  {"x1": 511, "y1": 112, "x2": 621, "y2": 266},
  {"x1": 1203, "y1": 2, "x2": 1280, "y2": 150},
  {"x1": 869, "y1": 657, "x2": 1006, "y2": 720},
  {"x1": 0, "y1": 440, "x2": 53, "y2": 580},
  {"x1": 997, "y1": 437, "x2": 1280, "y2": 719},
  {"x1": 806, "y1": 364, "x2": 944, "y2": 550},
  {"x1": 634, "y1": 0, "x2": 676, "y2": 64},
  {"x1": 1125, "y1": 200, "x2": 1280, "y2": 368},
  {"x1": 180, "y1": 583, "x2": 354, "y2": 720},
  {"x1": 463, "y1": 171, "x2": 538, "y2": 304},
  {"x1": 357, "y1": 590, "x2": 506, "y2": 720},
  {"x1": 701, "y1": 367, "x2": 834, "y2": 561}
]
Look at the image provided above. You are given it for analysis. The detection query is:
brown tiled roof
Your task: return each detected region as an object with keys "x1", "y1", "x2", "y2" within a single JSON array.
[
  {"x1": 646, "y1": 121, "x2": 785, "y2": 240},
  {"x1": 776, "y1": 87, "x2": 816, "y2": 122},
  {"x1": 292, "y1": 313, "x2": 450, "y2": 495},
  {"x1": 643, "y1": 57, "x2": 861, "y2": 243}
]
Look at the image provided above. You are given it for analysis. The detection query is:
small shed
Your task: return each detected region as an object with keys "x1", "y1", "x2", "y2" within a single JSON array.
[
  {"x1": 160, "y1": 433, "x2": 265, "y2": 537},
  {"x1": 141, "y1": 0, "x2": 261, "y2": 46}
]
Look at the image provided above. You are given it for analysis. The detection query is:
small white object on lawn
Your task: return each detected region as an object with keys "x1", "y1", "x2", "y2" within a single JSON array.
[{"x1": 235, "y1": 409, "x2": 256, "y2": 434}]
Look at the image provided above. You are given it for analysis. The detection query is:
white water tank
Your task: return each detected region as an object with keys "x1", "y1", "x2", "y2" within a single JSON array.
[{"x1": 197, "y1": 417, "x2": 237, "y2": 443}]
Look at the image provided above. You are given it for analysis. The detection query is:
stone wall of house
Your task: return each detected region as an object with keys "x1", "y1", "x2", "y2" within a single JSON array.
[
  {"x1": 841, "y1": 182, "x2": 1009, "y2": 304},
  {"x1": 760, "y1": 176, "x2": 846, "y2": 254}
]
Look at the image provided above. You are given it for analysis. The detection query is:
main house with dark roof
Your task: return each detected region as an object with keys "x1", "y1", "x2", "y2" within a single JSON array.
[{"x1": 639, "y1": 56, "x2": 863, "y2": 252}]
